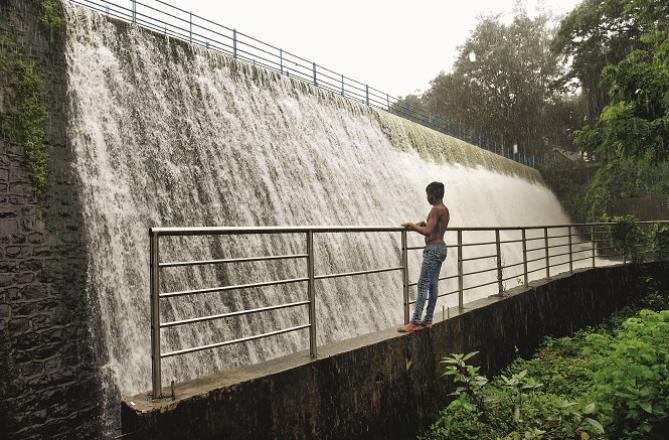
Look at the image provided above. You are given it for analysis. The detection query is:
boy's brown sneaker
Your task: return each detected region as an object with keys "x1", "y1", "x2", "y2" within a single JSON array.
[
  {"x1": 421, "y1": 322, "x2": 433, "y2": 329},
  {"x1": 397, "y1": 323, "x2": 422, "y2": 333}
]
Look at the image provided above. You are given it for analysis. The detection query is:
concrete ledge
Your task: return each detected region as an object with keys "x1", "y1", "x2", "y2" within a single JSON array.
[{"x1": 121, "y1": 262, "x2": 664, "y2": 439}]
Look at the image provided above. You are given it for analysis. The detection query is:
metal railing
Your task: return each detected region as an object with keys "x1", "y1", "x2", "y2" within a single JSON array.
[
  {"x1": 67, "y1": 0, "x2": 540, "y2": 167},
  {"x1": 148, "y1": 221, "x2": 669, "y2": 398}
]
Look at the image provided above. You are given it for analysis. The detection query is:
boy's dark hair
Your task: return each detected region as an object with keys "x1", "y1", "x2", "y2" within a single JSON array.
[{"x1": 425, "y1": 181, "x2": 445, "y2": 199}]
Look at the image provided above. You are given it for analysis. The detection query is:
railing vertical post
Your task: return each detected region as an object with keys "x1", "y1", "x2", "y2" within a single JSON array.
[
  {"x1": 149, "y1": 229, "x2": 161, "y2": 399},
  {"x1": 457, "y1": 230, "x2": 463, "y2": 309},
  {"x1": 495, "y1": 229, "x2": 503, "y2": 295},
  {"x1": 568, "y1": 225, "x2": 573, "y2": 272},
  {"x1": 279, "y1": 48, "x2": 283, "y2": 74},
  {"x1": 544, "y1": 227, "x2": 550, "y2": 278},
  {"x1": 233, "y1": 29, "x2": 237, "y2": 59},
  {"x1": 591, "y1": 225, "x2": 596, "y2": 267},
  {"x1": 306, "y1": 231, "x2": 317, "y2": 359},
  {"x1": 522, "y1": 228, "x2": 528, "y2": 285},
  {"x1": 312, "y1": 62, "x2": 317, "y2": 86},
  {"x1": 401, "y1": 230, "x2": 410, "y2": 324},
  {"x1": 341, "y1": 74, "x2": 344, "y2": 96},
  {"x1": 132, "y1": 0, "x2": 136, "y2": 23},
  {"x1": 365, "y1": 85, "x2": 369, "y2": 105},
  {"x1": 189, "y1": 11, "x2": 193, "y2": 42}
]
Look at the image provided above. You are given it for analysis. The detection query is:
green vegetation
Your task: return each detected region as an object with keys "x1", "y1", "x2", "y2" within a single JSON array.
[
  {"x1": 421, "y1": 279, "x2": 669, "y2": 440},
  {"x1": 39, "y1": 0, "x2": 65, "y2": 31},
  {"x1": 0, "y1": 0, "x2": 58, "y2": 194}
]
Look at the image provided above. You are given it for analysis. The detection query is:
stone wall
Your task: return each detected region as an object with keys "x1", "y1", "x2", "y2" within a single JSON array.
[
  {"x1": 121, "y1": 262, "x2": 665, "y2": 440},
  {"x1": 0, "y1": 1, "x2": 104, "y2": 438}
]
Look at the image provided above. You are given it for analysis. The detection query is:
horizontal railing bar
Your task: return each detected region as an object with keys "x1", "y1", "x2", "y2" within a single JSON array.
[
  {"x1": 160, "y1": 253, "x2": 308, "y2": 268},
  {"x1": 525, "y1": 246, "x2": 547, "y2": 252},
  {"x1": 437, "y1": 289, "x2": 459, "y2": 298},
  {"x1": 501, "y1": 260, "x2": 525, "y2": 270},
  {"x1": 408, "y1": 273, "x2": 457, "y2": 288},
  {"x1": 527, "y1": 266, "x2": 548, "y2": 275},
  {"x1": 547, "y1": 251, "x2": 572, "y2": 260},
  {"x1": 461, "y1": 253, "x2": 498, "y2": 262},
  {"x1": 463, "y1": 279, "x2": 499, "y2": 291},
  {"x1": 502, "y1": 274, "x2": 523, "y2": 282},
  {"x1": 462, "y1": 266, "x2": 498, "y2": 277},
  {"x1": 525, "y1": 255, "x2": 547, "y2": 264},
  {"x1": 407, "y1": 246, "x2": 425, "y2": 250},
  {"x1": 572, "y1": 255, "x2": 593, "y2": 263},
  {"x1": 150, "y1": 221, "x2": 669, "y2": 236},
  {"x1": 161, "y1": 323, "x2": 311, "y2": 358},
  {"x1": 546, "y1": 242, "x2": 570, "y2": 250},
  {"x1": 460, "y1": 240, "x2": 497, "y2": 247},
  {"x1": 160, "y1": 277, "x2": 308, "y2": 298},
  {"x1": 499, "y1": 238, "x2": 525, "y2": 245},
  {"x1": 160, "y1": 300, "x2": 310, "y2": 328},
  {"x1": 314, "y1": 266, "x2": 402, "y2": 280},
  {"x1": 545, "y1": 233, "x2": 571, "y2": 240}
]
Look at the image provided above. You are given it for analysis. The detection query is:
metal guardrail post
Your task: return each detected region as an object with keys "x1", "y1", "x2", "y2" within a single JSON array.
[
  {"x1": 457, "y1": 230, "x2": 463, "y2": 309},
  {"x1": 341, "y1": 74, "x2": 344, "y2": 96},
  {"x1": 591, "y1": 225, "x2": 596, "y2": 267},
  {"x1": 306, "y1": 231, "x2": 317, "y2": 359},
  {"x1": 150, "y1": 229, "x2": 162, "y2": 399},
  {"x1": 233, "y1": 29, "x2": 238, "y2": 59},
  {"x1": 312, "y1": 62, "x2": 317, "y2": 86},
  {"x1": 495, "y1": 229, "x2": 503, "y2": 295},
  {"x1": 568, "y1": 225, "x2": 573, "y2": 272},
  {"x1": 131, "y1": 0, "x2": 136, "y2": 23},
  {"x1": 189, "y1": 11, "x2": 192, "y2": 42},
  {"x1": 279, "y1": 49, "x2": 283, "y2": 74},
  {"x1": 366, "y1": 85, "x2": 369, "y2": 105},
  {"x1": 544, "y1": 227, "x2": 550, "y2": 278},
  {"x1": 401, "y1": 230, "x2": 410, "y2": 324},
  {"x1": 521, "y1": 228, "x2": 528, "y2": 285}
]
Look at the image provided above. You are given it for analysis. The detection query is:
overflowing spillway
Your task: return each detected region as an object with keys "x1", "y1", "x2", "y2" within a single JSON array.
[{"x1": 63, "y1": 3, "x2": 579, "y2": 404}]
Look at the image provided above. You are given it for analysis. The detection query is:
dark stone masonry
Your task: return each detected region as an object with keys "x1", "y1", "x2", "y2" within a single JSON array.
[{"x1": 1, "y1": 0, "x2": 104, "y2": 438}]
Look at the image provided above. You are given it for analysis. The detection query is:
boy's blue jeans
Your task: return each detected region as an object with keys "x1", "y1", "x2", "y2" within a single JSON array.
[{"x1": 412, "y1": 243, "x2": 448, "y2": 325}]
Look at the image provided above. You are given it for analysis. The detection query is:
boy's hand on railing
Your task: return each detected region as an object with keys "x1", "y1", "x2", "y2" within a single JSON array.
[{"x1": 401, "y1": 223, "x2": 415, "y2": 230}]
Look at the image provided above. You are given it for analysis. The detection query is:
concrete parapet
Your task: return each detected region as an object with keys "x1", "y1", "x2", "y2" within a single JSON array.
[{"x1": 122, "y1": 262, "x2": 663, "y2": 440}]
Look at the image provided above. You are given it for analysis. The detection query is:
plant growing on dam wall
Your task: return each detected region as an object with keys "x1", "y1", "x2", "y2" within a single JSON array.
[
  {"x1": 422, "y1": 278, "x2": 669, "y2": 440},
  {"x1": 39, "y1": 0, "x2": 65, "y2": 31},
  {"x1": 0, "y1": 0, "x2": 62, "y2": 195}
]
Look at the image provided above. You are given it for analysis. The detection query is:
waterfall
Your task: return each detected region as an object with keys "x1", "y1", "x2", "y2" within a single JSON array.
[{"x1": 63, "y1": 3, "x2": 584, "y2": 406}]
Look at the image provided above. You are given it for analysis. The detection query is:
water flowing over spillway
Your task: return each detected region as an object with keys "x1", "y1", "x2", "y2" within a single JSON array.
[{"x1": 63, "y1": 3, "x2": 579, "y2": 404}]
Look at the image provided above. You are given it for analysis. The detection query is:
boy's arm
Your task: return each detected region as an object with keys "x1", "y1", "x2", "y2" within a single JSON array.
[{"x1": 404, "y1": 208, "x2": 438, "y2": 236}]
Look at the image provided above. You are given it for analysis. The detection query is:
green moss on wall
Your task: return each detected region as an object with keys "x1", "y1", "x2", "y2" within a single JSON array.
[
  {"x1": 39, "y1": 0, "x2": 65, "y2": 31},
  {"x1": 0, "y1": 20, "x2": 50, "y2": 194}
]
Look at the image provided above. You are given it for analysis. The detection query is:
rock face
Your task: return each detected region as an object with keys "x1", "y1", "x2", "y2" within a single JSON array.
[{"x1": 0, "y1": 1, "x2": 104, "y2": 438}]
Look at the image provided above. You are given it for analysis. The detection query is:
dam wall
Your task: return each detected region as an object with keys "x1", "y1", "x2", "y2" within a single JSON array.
[
  {"x1": 121, "y1": 262, "x2": 666, "y2": 439},
  {"x1": 0, "y1": 0, "x2": 105, "y2": 438}
]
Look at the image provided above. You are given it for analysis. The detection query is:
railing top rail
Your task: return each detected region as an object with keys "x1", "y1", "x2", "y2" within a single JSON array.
[{"x1": 149, "y1": 220, "x2": 669, "y2": 236}]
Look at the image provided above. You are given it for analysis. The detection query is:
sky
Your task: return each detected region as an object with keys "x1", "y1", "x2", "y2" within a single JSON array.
[{"x1": 151, "y1": 0, "x2": 583, "y2": 98}]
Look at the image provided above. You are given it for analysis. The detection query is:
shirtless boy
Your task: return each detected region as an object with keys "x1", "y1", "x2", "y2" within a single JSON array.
[{"x1": 398, "y1": 181, "x2": 450, "y2": 332}]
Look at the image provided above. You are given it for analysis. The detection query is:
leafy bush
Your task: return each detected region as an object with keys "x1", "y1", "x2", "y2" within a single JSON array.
[{"x1": 423, "y1": 292, "x2": 669, "y2": 440}]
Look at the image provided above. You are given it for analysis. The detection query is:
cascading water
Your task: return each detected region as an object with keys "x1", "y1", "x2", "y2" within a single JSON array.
[{"x1": 63, "y1": 2, "x2": 592, "y2": 415}]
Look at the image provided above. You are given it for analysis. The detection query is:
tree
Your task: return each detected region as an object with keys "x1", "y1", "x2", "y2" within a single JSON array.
[
  {"x1": 566, "y1": 0, "x2": 669, "y2": 218},
  {"x1": 420, "y1": 11, "x2": 568, "y2": 155}
]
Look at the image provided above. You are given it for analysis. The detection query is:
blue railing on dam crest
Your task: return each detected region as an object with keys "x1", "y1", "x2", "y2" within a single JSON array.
[{"x1": 67, "y1": 0, "x2": 540, "y2": 167}]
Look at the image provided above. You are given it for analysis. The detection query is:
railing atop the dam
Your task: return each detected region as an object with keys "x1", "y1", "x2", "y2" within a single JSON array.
[
  {"x1": 148, "y1": 221, "x2": 669, "y2": 398},
  {"x1": 67, "y1": 0, "x2": 540, "y2": 167}
]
